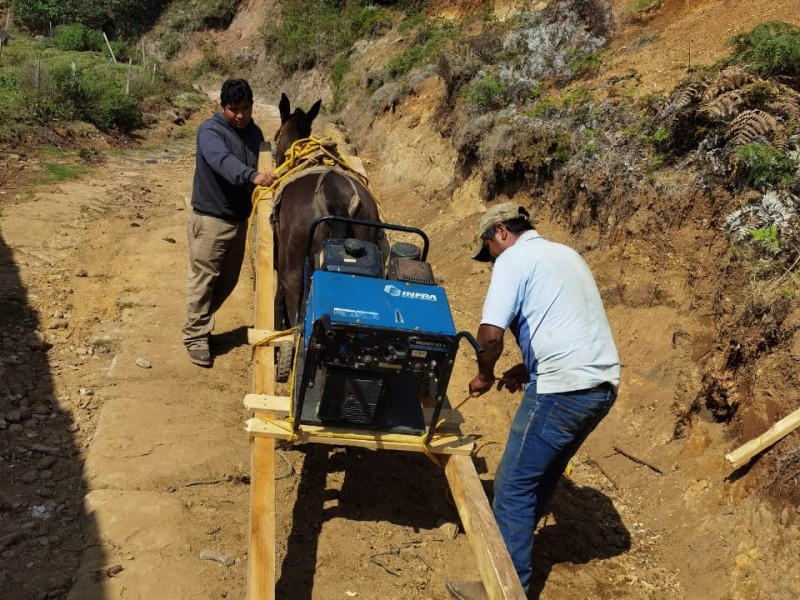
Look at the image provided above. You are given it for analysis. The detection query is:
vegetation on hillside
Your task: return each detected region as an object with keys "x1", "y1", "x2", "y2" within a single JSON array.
[
  {"x1": 0, "y1": 28, "x2": 194, "y2": 142},
  {"x1": 10, "y1": 0, "x2": 168, "y2": 39},
  {"x1": 304, "y1": 1, "x2": 800, "y2": 463}
]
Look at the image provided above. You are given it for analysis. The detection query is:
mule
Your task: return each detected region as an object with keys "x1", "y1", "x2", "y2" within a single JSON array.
[{"x1": 272, "y1": 93, "x2": 382, "y2": 328}]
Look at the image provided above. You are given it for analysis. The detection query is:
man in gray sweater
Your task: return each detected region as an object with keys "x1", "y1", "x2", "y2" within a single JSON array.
[{"x1": 182, "y1": 79, "x2": 276, "y2": 366}]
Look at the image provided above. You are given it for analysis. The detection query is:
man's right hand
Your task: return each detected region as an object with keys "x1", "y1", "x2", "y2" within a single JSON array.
[
  {"x1": 253, "y1": 171, "x2": 277, "y2": 186},
  {"x1": 469, "y1": 373, "x2": 495, "y2": 397}
]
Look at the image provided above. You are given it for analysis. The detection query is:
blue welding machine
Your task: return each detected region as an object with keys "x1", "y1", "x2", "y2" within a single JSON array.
[{"x1": 290, "y1": 216, "x2": 481, "y2": 440}]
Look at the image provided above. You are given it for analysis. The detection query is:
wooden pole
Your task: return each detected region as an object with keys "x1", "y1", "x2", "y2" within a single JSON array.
[
  {"x1": 248, "y1": 142, "x2": 277, "y2": 600},
  {"x1": 102, "y1": 31, "x2": 116, "y2": 63},
  {"x1": 443, "y1": 455, "x2": 526, "y2": 600},
  {"x1": 726, "y1": 406, "x2": 800, "y2": 470},
  {"x1": 125, "y1": 58, "x2": 132, "y2": 95},
  {"x1": 141, "y1": 38, "x2": 147, "y2": 68}
]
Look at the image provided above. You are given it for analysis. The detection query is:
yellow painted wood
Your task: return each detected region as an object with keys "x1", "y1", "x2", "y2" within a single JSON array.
[
  {"x1": 443, "y1": 455, "x2": 527, "y2": 600},
  {"x1": 246, "y1": 417, "x2": 474, "y2": 455}
]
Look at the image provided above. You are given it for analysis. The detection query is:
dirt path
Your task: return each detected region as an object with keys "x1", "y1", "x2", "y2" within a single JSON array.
[
  {"x1": 2, "y1": 83, "x2": 800, "y2": 600},
  {"x1": 1, "y1": 133, "x2": 257, "y2": 598}
]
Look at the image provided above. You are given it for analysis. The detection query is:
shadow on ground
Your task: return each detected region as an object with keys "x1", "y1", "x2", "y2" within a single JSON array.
[
  {"x1": 212, "y1": 325, "x2": 249, "y2": 357},
  {"x1": 0, "y1": 233, "x2": 103, "y2": 599},
  {"x1": 276, "y1": 445, "x2": 458, "y2": 599},
  {"x1": 529, "y1": 478, "x2": 631, "y2": 599}
]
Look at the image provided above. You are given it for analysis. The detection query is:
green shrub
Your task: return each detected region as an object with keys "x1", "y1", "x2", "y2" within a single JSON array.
[
  {"x1": 263, "y1": 0, "x2": 384, "y2": 73},
  {"x1": 387, "y1": 21, "x2": 452, "y2": 78},
  {"x1": 54, "y1": 24, "x2": 95, "y2": 52},
  {"x1": 560, "y1": 85, "x2": 592, "y2": 108},
  {"x1": 10, "y1": 0, "x2": 67, "y2": 33},
  {"x1": 733, "y1": 143, "x2": 796, "y2": 188},
  {"x1": 629, "y1": 0, "x2": 662, "y2": 12},
  {"x1": 190, "y1": 41, "x2": 232, "y2": 78},
  {"x1": 352, "y1": 6, "x2": 392, "y2": 38},
  {"x1": 331, "y1": 56, "x2": 350, "y2": 88},
  {"x1": 160, "y1": 31, "x2": 183, "y2": 59},
  {"x1": 53, "y1": 25, "x2": 126, "y2": 59},
  {"x1": 463, "y1": 74, "x2": 508, "y2": 110},
  {"x1": 331, "y1": 55, "x2": 351, "y2": 109},
  {"x1": 88, "y1": 82, "x2": 142, "y2": 132},
  {"x1": 569, "y1": 50, "x2": 603, "y2": 75},
  {"x1": 650, "y1": 125, "x2": 671, "y2": 151},
  {"x1": 728, "y1": 21, "x2": 800, "y2": 76},
  {"x1": 12, "y1": 0, "x2": 167, "y2": 38},
  {"x1": 749, "y1": 226, "x2": 780, "y2": 250}
]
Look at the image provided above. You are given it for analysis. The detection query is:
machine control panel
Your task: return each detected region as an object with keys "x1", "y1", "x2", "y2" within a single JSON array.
[{"x1": 315, "y1": 329, "x2": 454, "y2": 377}]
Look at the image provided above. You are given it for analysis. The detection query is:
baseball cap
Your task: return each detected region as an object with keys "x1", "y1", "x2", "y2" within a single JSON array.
[{"x1": 472, "y1": 203, "x2": 530, "y2": 262}]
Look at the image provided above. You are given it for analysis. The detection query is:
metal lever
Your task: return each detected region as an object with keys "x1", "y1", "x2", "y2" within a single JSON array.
[{"x1": 456, "y1": 331, "x2": 483, "y2": 355}]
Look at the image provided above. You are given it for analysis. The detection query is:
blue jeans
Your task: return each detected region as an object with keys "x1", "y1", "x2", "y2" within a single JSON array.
[{"x1": 492, "y1": 383, "x2": 616, "y2": 591}]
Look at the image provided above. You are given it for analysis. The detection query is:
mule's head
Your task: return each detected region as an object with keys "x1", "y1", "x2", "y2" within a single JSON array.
[{"x1": 274, "y1": 93, "x2": 322, "y2": 165}]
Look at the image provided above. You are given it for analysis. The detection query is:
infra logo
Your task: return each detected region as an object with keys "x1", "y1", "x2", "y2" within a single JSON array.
[
  {"x1": 383, "y1": 284, "x2": 437, "y2": 302},
  {"x1": 383, "y1": 284, "x2": 402, "y2": 297}
]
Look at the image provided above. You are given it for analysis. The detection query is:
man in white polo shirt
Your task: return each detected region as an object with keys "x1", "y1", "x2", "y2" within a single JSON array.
[{"x1": 446, "y1": 203, "x2": 620, "y2": 600}]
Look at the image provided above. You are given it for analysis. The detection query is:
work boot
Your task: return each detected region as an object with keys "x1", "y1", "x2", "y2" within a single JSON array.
[
  {"x1": 186, "y1": 342, "x2": 212, "y2": 367},
  {"x1": 445, "y1": 580, "x2": 488, "y2": 600}
]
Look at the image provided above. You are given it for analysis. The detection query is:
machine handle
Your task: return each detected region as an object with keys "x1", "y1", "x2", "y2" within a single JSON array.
[
  {"x1": 304, "y1": 214, "x2": 430, "y2": 261},
  {"x1": 321, "y1": 313, "x2": 334, "y2": 339},
  {"x1": 456, "y1": 331, "x2": 483, "y2": 355}
]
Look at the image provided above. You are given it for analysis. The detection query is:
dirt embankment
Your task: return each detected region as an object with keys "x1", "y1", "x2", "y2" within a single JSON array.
[{"x1": 2, "y1": 1, "x2": 800, "y2": 599}]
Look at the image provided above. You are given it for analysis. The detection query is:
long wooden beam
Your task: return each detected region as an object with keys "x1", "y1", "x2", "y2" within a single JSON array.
[
  {"x1": 726, "y1": 405, "x2": 800, "y2": 470},
  {"x1": 443, "y1": 455, "x2": 526, "y2": 600},
  {"x1": 247, "y1": 417, "x2": 474, "y2": 454},
  {"x1": 244, "y1": 393, "x2": 465, "y2": 429},
  {"x1": 247, "y1": 143, "x2": 276, "y2": 600}
]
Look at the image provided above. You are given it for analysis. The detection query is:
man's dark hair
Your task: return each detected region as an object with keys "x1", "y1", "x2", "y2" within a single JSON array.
[
  {"x1": 220, "y1": 79, "x2": 253, "y2": 106},
  {"x1": 483, "y1": 215, "x2": 533, "y2": 241}
]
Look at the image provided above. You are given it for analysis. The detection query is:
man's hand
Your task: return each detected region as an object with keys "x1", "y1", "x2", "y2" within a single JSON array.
[
  {"x1": 469, "y1": 373, "x2": 496, "y2": 397},
  {"x1": 253, "y1": 171, "x2": 277, "y2": 186},
  {"x1": 497, "y1": 363, "x2": 528, "y2": 393}
]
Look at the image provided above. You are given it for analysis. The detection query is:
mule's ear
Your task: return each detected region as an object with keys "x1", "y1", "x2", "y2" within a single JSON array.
[
  {"x1": 307, "y1": 99, "x2": 322, "y2": 124},
  {"x1": 279, "y1": 93, "x2": 291, "y2": 123}
]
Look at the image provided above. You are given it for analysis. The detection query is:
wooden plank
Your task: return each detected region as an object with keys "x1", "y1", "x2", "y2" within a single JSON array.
[
  {"x1": 248, "y1": 142, "x2": 277, "y2": 600},
  {"x1": 245, "y1": 393, "x2": 290, "y2": 414},
  {"x1": 248, "y1": 328, "x2": 278, "y2": 345},
  {"x1": 244, "y1": 393, "x2": 465, "y2": 429},
  {"x1": 443, "y1": 455, "x2": 526, "y2": 600},
  {"x1": 726, "y1": 406, "x2": 800, "y2": 470},
  {"x1": 247, "y1": 417, "x2": 474, "y2": 455}
]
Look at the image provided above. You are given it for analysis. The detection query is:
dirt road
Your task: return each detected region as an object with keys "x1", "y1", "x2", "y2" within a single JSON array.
[{"x1": 2, "y1": 88, "x2": 800, "y2": 600}]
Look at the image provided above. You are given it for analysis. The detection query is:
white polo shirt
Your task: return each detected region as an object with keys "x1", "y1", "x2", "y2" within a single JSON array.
[{"x1": 480, "y1": 230, "x2": 620, "y2": 394}]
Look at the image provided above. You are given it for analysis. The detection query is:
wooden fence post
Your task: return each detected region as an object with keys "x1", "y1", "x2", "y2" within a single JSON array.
[{"x1": 102, "y1": 31, "x2": 117, "y2": 63}]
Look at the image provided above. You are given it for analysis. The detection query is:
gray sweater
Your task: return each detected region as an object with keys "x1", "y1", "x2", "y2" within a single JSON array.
[{"x1": 191, "y1": 112, "x2": 264, "y2": 222}]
